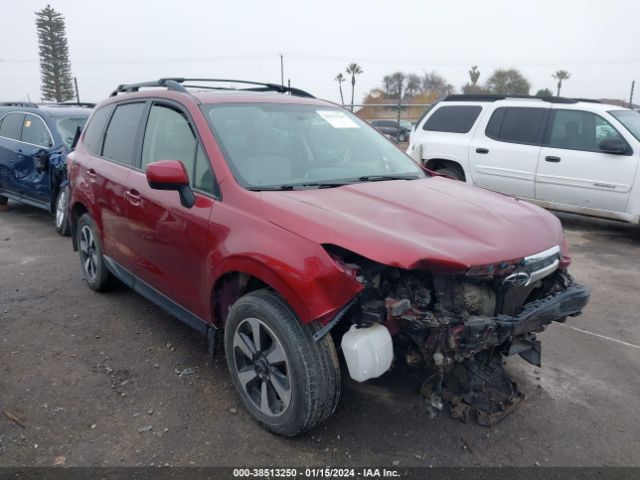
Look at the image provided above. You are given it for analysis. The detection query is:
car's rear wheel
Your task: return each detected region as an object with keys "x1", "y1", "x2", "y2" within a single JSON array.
[
  {"x1": 224, "y1": 289, "x2": 341, "y2": 436},
  {"x1": 0, "y1": 194, "x2": 8, "y2": 212},
  {"x1": 55, "y1": 187, "x2": 71, "y2": 236},
  {"x1": 77, "y1": 213, "x2": 112, "y2": 291}
]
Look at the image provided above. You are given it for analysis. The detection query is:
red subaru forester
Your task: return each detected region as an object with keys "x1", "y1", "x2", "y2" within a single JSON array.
[{"x1": 67, "y1": 79, "x2": 589, "y2": 436}]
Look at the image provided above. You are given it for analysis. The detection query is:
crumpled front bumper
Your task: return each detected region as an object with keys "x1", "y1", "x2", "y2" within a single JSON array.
[{"x1": 459, "y1": 281, "x2": 590, "y2": 354}]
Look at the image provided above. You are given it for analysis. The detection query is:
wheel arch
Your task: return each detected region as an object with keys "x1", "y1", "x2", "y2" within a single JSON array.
[
  {"x1": 424, "y1": 158, "x2": 467, "y2": 181},
  {"x1": 209, "y1": 258, "x2": 309, "y2": 328},
  {"x1": 69, "y1": 201, "x2": 89, "y2": 250}
]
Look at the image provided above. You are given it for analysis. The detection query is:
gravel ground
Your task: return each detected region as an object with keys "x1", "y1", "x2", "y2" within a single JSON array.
[{"x1": 1, "y1": 201, "x2": 639, "y2": 467}]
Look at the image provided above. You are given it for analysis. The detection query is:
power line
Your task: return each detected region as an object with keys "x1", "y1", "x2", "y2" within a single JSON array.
[{"x1": 1, "y1": 54, "x2": 639, "y2": 67}]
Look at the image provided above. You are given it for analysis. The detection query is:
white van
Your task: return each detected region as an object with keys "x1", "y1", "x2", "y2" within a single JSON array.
[{"x1": 408, "y1": 95, "x2": 640, "y2": 224}]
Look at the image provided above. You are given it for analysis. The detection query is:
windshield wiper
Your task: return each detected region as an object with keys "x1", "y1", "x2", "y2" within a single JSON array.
[
  {"x1": 248, "y1": 182, "x2": 349, "y2": 191},
  {"x1": 357, "y1": 174, "x2": 420, "y2": 182}
]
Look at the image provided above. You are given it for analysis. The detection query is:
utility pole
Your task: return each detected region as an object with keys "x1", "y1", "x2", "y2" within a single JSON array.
[
  {"x1": 74, "y1": 77, "x2": 80, "y2": 105},
  {"x1": 629, "y1": 80, "x2": 635, "y2": 109},
  {"x1": 280, "y1": 54, "x2": 284, "y2": 87},
  {"x1": 287, "y1": 79, "x2": 291, "y2": 94}
]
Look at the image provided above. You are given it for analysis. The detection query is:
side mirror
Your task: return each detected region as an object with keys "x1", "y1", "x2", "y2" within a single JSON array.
[
  {"x1": 599, "y1": 138, "x2": 631, "y2": 155},
  {"x1": 146, "y1": 160, "x2": 195, "y2": 208}
]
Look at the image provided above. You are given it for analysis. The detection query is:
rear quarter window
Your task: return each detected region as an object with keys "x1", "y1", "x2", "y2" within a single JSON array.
[
  {"x1": 83, "y1": 105, "x2": 114, "y2": 155},
  {"x1": 422, "y1": 105, "x2": 482, "y2": 133}
]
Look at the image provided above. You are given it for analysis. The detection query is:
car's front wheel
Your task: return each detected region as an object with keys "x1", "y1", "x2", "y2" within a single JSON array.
[
  {"x1": 54, "y1": 187, "x2": 71, "y2": 236},
  {"x1": 224, "y1": 290, "x2": 341, "y2": 436},
  {"x1": 436, "y1": 166, "x2": 465, "y2": 181},
  {"x1": 77, "y1": 213, "x2": 112, "y2": 291}
]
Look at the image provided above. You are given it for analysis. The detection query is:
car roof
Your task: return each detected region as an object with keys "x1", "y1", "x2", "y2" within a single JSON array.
[
  {"x1": 0, "y1": 104, "x2": 92, "y2": 119},
  {"x1": 97, "y1": 88, "x2": 339, "y2": 110},
  {"x1": 440, "y1": 95, "x2": 632, "y2": 113},
  {"x1": 191, "y1": 90, "x2": 334, "y2": 107}
]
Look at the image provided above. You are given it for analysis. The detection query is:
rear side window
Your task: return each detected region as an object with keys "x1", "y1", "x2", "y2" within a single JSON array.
[
  {"x1": 83, "y1": 105, "x2": 114, "y2": 155},
  {"x1": 21, "y1": 114, "x2": 52, "y2": 147},
  {"x1": 0, "y1": 113, "x2": 25, "y2": 140},
  {"x1": 485, "y1": 107, "x2": 546, "y2": 145},
  {"x1": 422, "y1": 106, "x2": 482, "y2": 133},
  {"x1": 102, "y1": 103, "x2": 145, "y2": 165}
]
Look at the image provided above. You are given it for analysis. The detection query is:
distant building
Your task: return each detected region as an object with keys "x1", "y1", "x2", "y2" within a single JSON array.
[{"x1": 598, "y1": 98, "x2": 640, "y2": 110}]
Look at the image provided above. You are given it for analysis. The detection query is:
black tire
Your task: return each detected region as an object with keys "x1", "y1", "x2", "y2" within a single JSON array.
[
  {"x1": 77, "y1": 213, "x2": 112, "y2": 291},
  {"x1": 224, "y1": 289, "x2": 341, "y2": 436},
  {"x1": 54, "y1": 187, "x2": 71, "y2": 236},
  {"x1": 436, "y1": 166, "x2": 464, "y2": 181}
]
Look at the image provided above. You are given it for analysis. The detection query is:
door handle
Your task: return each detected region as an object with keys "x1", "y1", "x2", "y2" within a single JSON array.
[
  {"x1": 126, "y1": 188, "x2": 141, "y2": 206},
  {"x1": 545, "y1": 156, "x2": 561, "y2": 163},
  {"x1": 87, "y1": 168, "x2": 97, "y2": 177},
  {"x1": 476, "y1": 148, "x2": 489, "y2": 154}
]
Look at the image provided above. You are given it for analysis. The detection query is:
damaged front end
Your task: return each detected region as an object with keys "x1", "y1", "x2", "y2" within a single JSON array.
[{"x1": 327, "y1": 245, "x2": 590, "y2": 425}]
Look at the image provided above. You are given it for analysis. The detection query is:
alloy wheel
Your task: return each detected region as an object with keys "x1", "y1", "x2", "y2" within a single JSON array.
[
  {"x1": 232, "y1": 317, "x2": 292, "y2": 417},
  {"x1": 79, "y1": 225, "x2": 98, "y2": 281},
  {"x1": 55, "y1": 189, "x2": 67, "y2": 229}
]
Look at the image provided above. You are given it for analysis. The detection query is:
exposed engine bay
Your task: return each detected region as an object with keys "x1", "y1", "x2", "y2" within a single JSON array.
[{"x1": 327, "y1": 245, "x2": 590, "y2": 425}]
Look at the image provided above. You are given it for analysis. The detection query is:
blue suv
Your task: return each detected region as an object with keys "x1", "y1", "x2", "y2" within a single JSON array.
[{"x1": 0, "y1": 102, "x2": 92, "y2": 235}]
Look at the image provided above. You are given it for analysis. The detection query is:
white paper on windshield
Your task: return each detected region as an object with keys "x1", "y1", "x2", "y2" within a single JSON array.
[{"x1": 316, "y1": 110, "x2": 359, "y2": 129}]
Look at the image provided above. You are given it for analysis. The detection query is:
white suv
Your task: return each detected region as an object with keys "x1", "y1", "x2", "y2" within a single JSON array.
[{"x1": 408, "y1": 95, "x2": 640, "y2": 224}]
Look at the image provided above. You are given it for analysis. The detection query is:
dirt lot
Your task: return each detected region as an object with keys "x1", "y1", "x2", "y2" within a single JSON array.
[{"x1": 1, "y1": 201, "x2": 639, "y2": 467}]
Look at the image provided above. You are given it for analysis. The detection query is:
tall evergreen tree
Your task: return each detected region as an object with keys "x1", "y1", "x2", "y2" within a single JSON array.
[{"x1": 35, "y1": 5, "x2": 75, "y2": 102}]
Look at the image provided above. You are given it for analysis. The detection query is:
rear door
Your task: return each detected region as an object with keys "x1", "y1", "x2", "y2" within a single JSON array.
[
  {"x1": 469, "y1": 105, "x2": 549, "y2": 198},
  {"x1": 535, "y1": 107, "x2": 638, "y2": 213},
  {"x1": 0, "y1": 112, "x2": 25, "y2": 193},
  {"x1": 126, "y1": 101, "x2": 217, "y2": 320},
  {"x1": 83, "y1": 102, "x2": 146, "y2": 276}
]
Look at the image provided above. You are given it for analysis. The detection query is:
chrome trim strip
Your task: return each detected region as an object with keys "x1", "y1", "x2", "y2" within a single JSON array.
[
  {"x1": 523, "y1": 245, "x2": 561, "y2": 265},
  {"x1": 528, "y1": 258, "x2": 560, "y2": 284}
]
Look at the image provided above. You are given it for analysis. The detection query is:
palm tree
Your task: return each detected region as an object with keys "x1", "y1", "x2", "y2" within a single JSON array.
[
  {"x1": 335, "y1": 73, "x2": 345, "y2": 105},
  {"x1": 345, "y1": 62, "x2": 363, "y2": 112},
  {"x1": 552, "y1": 70, "x2": 571, "y2": 97}
]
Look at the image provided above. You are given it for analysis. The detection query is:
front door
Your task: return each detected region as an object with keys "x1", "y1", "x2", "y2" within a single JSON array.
[
  {"x1": 14, "y1": 113, "x2": 56, "y2": 204},
  {"x1": 126, "y1": 102, "x2": 217, "y2": 321},
  {"x1": 535, "y1": 108, "x2": 639, "y2": 213}
]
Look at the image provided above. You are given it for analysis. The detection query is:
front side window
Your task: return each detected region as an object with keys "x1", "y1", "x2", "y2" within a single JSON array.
[
  {"x1": 102, "y1": 103, "x2": 146, "y2": 165},
  {"x1": 0, "y1": 113, "x2": 25, "y2": 141},
  {"x1": 21, "y1": 114, "x2": 52, "y2": 147},
  {"x1": 485, "y1": 107, "x2": 546, "y2": 145},
  {"x1": 423, "y1": 105, "x2": 482, "y2": 134},
  {"x1": 142, "y1": 104, "x2": 214, "y2": 193},
  {"x1": 56, "y1": 116, "x2": 88, "y2": 149},
  {"x1": 204, "y1": 103, "x2": 424, "y2": 190},
  {"x1": 548, "y1": 109, "x2": 626, "y2": 152}
]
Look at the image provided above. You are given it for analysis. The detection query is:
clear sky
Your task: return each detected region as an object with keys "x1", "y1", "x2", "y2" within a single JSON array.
[{"x1": 1, "y1": 0, "x2": 638, "y2": 104}]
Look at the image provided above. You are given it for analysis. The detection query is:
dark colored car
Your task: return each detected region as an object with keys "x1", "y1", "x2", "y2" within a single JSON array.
[
  {"x1": 0, "y1": 102, "x2": 92, "y2": 234},
  {"x1": 67, "y1": 78, "x2": 589, "y2": 436},
  {"x1": 370, "y1": 119, "x2": 410, "y2": 142}
]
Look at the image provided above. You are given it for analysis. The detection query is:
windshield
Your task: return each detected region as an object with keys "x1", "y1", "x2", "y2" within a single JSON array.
[
  {"x1": 203, "y1": 104, "x2": 424, "y2": 190},
  {"x1": 56, "y1": 116, "x2": 88, "y2": 149},
  {"x1": 610, "y1": 110, "x2": 640, "y2": 141}
]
